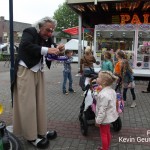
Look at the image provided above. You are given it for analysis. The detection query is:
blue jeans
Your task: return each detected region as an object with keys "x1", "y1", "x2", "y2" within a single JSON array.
[
  {"x1": 62, "y1": 71, "x2": 73, "y2": 93},
  {"x1": 83, "y1": 68, "x2": 94, "y2": 77}
]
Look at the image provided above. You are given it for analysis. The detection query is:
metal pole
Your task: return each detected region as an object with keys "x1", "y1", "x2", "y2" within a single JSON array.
[
  {"x1": 78, "y1": 15, "x2": 82, "y2": 71},
  {"x1": 133, "y1": 27, "x2": 138, "y2": 69},
  {"x1": 82, "y1": 27, "x2": 84, "y2": 57},
  {"x1": 9, "y1": 0, "x2": 14, "y2": 106}
]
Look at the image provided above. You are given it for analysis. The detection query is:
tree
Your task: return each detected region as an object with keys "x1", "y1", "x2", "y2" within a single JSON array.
[{"x1": 53, "y1": 2, "x2": 78, "y2": 37}]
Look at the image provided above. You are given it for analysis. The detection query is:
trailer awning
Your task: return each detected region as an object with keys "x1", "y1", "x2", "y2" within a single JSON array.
[
  {"x1": 63, "y1": 26, "x2": 94, "y2": 35},
  {"x1": 66, "y1": 0, "x2": 150, "y2": 27}
]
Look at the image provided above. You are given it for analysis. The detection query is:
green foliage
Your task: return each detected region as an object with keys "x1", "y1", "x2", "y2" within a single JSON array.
[
  {"x1": 0, "y1": 139, "x2": 4, "y2": 150},
  {"x1": 53, "y1": 2, "x2": 78, "y2": 37},
  {"x1": 0, "y1": 54, "x2": 4, "y2": 61}
]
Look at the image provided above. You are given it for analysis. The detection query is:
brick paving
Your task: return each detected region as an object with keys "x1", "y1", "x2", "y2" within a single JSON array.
[{"x1": 0, "y1": 61, "x2": 150, "y2": 150}]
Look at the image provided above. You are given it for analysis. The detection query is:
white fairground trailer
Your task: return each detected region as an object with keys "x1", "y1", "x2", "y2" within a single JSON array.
[{"x1": 93, "y1": 24, "x2": 150, "y2": 79}]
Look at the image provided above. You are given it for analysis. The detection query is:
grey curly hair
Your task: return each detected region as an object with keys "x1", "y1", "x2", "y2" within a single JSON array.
[{"x1": 32, "y1": 16, "x2": 57, "y2": 32}]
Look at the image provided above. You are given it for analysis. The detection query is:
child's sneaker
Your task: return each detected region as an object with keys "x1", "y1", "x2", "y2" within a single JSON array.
[
  {"x1": 97, "y1": 146, "x2": 102, "y2": 150},
  {"x1": 130, "y1": 101, "x2": 136, "y2": 108},
  {"x1": 63, "y1": 91, "x2": 68, "y2": 95},
  {"x1": 69, "y1": 89, "x2": 76, "y2": 93}
]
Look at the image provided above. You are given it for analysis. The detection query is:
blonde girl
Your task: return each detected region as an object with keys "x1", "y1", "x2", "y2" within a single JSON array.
[{"x1": 95, "y1": 71, "x2": 118, "y2": 150}]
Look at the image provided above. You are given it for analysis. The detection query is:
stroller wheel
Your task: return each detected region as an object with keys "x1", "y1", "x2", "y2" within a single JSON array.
[
  {"x1": 78, "y1": 113, "x2": 82, "y2": 122},
  {"x1": 80, "y1": 113, "x2": 88, "y2": 136},
  {"x1": 112, "y1": 117, "x2": 122, "y2": 132}
]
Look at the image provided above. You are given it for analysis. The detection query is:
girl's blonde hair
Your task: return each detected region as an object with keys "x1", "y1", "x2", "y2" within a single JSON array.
[
  {"x1": 99, "y1": 71, "x2": 118, "y2": 87},
  {"x1": 84, "y1": 46, "x2": 92, "y2": 55}
]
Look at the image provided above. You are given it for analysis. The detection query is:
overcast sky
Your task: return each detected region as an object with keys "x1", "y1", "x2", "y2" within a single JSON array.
[{"x1": 0, "y1": 0, "x2": 66, "y2": 24}]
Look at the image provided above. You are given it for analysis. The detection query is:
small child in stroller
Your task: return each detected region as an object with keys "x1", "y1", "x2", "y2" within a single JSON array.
[{"x1": 79, "y1": 71, "x2": 122, "y2": 139}]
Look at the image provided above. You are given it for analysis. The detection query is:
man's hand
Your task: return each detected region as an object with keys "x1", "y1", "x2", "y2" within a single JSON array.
[
  {"x1": 48, "y1": 48, "x2": 60, "y2": 55},
  {"x1": 57, "y1": 44, "x2": 65, "y2": 52}
]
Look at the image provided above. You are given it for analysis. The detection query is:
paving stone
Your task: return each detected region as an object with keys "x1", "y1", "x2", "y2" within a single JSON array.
[{"x1": 0, "y1": 62, "x2": 150, "y2": 150}]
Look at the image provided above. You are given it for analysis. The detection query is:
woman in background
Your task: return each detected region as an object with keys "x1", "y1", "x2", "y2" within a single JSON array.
[{"x1": 80, "y1": 46, "x2": 97, "y2": 76}]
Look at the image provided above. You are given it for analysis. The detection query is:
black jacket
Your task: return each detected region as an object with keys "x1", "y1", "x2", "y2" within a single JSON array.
[
  {"x1": 18, "y1": 27, "x2": 56, "y2": 68},
  {"x1": 11, "y1": 27, "x2": 56, "y2": 92}
]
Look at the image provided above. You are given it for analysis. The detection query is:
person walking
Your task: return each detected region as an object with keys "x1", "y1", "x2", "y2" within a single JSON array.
[
  {"x1": 12, "y1": 17, "x2": 64, "y2": 149},
  {"x1": 121, "y1": 59, "x2": 136, "y2": 108},
  {"x1": 142, "y1": 80, "x2": 150, "y2": 93},
  {"x1": 62, "y1": 50, "x2": 76, "y2": 94},
  {"x1": 114, "y1": 50, "x2": 125, "y2": 92},
  {"x1": 95, "y1": 71, "x2": 118, "y2": 150},
  {"x1": 101, "y1": 51, "x2": 114, "y2": 73}
]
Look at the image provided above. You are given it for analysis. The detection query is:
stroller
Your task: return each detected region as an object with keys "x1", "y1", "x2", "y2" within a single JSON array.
[{"x1": 79, "y1": 74, "x2": 122, "y2": 136}]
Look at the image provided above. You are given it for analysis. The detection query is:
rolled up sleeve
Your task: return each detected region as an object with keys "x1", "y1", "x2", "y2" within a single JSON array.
[{"x1": 41, "y1": 47, "x2": 48, "y2": 55}]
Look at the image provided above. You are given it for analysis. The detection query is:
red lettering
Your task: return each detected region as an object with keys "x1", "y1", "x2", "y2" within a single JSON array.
[
  {"x1": 143, "y1": 14, "x2": 149, "y2": 24},
  {"x1": 120, "y1": 14, "x2": 150, "y2": 24},
  {"x1": 131, "y1": 14, "x2": 141, "y2": 24},
  {"x1": 120, "y1": 15, "x2": 130, "y2": 24}
]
